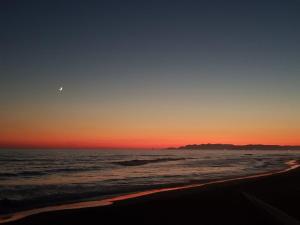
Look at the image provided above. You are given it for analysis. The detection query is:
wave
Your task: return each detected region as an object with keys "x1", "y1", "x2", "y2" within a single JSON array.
[
  {"x1": 112, "y1": 158, "x2": 187, "y2": 166},
  {"x1": 0, "y1": 166, "x2": 105, "y2": 178},
  {"x1": 0, "y1": 171, "x2": 45, "y2": 177}
]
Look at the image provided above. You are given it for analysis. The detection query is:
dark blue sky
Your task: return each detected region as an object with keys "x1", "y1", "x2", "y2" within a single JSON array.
[{"x1": 1, "y1": 0, "x2": 300, "y2": 147}]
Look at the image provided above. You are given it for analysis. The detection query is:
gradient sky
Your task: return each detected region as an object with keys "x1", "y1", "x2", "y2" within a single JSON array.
[{"x1": 1, "y1": 0, "x2": 300, "y2": 148}]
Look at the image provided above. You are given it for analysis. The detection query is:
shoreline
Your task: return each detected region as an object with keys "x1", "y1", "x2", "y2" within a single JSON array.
[{"x1": 1, "y1": 159, "x2": 299, "y2": 224}]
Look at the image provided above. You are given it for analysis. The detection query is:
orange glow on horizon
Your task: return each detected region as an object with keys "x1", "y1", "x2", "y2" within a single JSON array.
[
  {"x1": 1, "y1": 134, "x2": 300, "y2": 149},
  {"x1": 1, "y1": 101, "x2": 299, "y2": 149}
]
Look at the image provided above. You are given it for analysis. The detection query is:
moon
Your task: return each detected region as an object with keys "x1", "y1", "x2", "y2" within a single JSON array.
[{"x1": 58, "y1": 86, "x2": 63, "y2": 93}]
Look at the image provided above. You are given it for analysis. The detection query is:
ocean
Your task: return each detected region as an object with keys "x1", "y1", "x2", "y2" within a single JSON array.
[{"x1": 1, "y1": 149, "x2": 300, "y2": 214}]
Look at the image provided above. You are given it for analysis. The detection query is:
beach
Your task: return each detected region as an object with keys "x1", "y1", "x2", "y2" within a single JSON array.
[
  {"x1": 3, "y1": 1, "x2": 300, "y2": 224},
  {"x1": 3, "y1": 159, "x2": 300, "y2": 225}
]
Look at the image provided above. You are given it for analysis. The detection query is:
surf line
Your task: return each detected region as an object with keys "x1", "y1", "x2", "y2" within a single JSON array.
[{"x1": 0, "y1": 160, "x2": 299, "y2": 224}]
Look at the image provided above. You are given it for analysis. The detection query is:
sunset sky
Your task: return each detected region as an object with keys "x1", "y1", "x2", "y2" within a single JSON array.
[{"x1": 1, "y1": 0, "x2": 300, "y2": 148}]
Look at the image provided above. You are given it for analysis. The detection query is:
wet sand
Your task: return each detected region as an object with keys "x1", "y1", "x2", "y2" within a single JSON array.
[{"x1": 3, "y1": 160, "x2": 300, "y2": 225}]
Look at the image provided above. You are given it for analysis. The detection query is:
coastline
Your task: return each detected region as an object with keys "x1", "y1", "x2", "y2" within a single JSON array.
[{"x1": 1, "y1": 159, "x2": 299, "y2": 224}]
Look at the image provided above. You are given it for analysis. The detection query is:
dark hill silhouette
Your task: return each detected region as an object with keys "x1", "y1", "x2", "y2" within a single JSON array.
[{"x1": 169, "y1": 144, "x2": 300, "y2": 150}]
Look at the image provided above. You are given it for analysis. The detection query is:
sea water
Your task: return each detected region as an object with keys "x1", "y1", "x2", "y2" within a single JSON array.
[{"x1": 1, "y1": 149, "x2": 300, "y2": 213}]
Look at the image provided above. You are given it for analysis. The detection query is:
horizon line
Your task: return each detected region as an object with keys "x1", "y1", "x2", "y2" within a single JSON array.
[{"x1": 1, "y1": 142, "x2": 300, "y2": 150}]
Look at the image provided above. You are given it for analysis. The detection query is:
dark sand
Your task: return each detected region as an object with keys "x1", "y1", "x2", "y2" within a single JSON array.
[{"x1": 4, "y1": 161, "x2": 300, "y2": 225}]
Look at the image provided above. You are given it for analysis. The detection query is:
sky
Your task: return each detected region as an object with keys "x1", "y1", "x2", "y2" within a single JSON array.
[{"x1": 1, "y1": 0, "x2": 300, "y2": 148}]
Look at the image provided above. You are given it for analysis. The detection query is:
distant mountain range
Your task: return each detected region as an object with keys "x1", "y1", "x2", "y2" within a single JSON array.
[{"x1": 168, "y1": 144, "x2": 300, "y2": 150}]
